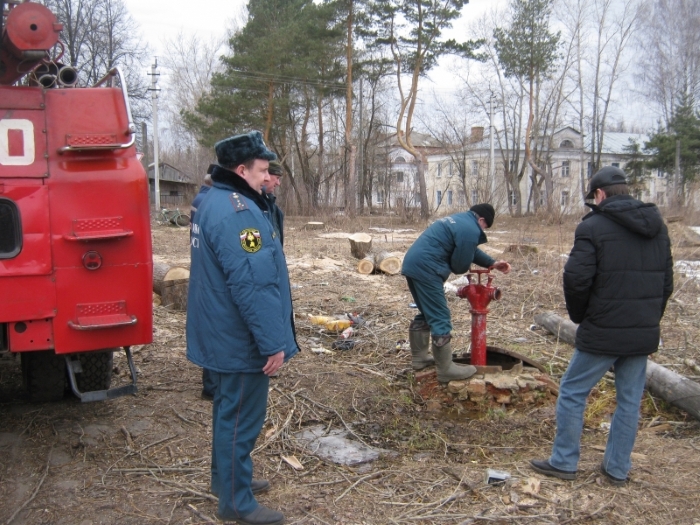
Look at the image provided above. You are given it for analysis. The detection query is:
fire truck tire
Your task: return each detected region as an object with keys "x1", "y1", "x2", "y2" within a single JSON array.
[
  {"x1": 76, "y1": 350, "x2": 114, "y2": 392},
  {"x1": 21, "y1": 351, "x2": 67, "y2": 402}
]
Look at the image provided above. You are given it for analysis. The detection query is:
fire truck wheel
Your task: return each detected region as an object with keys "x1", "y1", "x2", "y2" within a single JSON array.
[
  {"x1": 77, "y1": 350, "x2": 114, "y2": 392},
  {"x1": 21, "y1": 351, "x2": 67, "y2": 402}
]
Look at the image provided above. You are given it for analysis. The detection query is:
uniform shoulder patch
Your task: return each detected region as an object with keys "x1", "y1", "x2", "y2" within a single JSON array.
[
  {"x1": 240, "y1": 228, "x2": 262, "y2": 253},
  {"x1": 229, "y1": 192, "x2": 249, "y2": 212}
]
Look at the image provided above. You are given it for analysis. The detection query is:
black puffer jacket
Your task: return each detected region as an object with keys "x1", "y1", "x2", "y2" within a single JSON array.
[{"x1": 563, "y1": 194, "x2": 674, "y2": 356}]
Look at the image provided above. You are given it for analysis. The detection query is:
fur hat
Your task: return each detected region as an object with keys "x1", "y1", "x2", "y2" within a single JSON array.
[
  {"x1": 214, "y1": 131, "x2": 276, "y2": 169},
  {"x1": 470, "y1": 203, "x2": 495, "y2": 228},
  {"x1": 268, "y1": 160, "x2": 284, "y2": 177}
]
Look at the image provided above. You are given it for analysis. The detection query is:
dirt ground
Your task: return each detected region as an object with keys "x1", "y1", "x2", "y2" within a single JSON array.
[{"x1": 1, "y1": 213, "x2": 700, "y2": 525}]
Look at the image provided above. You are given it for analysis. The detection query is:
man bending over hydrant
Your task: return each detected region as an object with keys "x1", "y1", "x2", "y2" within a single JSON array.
[{"x1": 401, "y1": 204, "x2": 511, "y2": 382}]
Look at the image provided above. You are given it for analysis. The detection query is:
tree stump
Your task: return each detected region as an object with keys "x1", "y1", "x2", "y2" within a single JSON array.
[
  {"x1": 358, "y1": 253, "x2": 375, "y2": 275},
  {"x1": 305, "y1": 222, "x2": 324, "y2": 230},
  {"x1": 153, "y1": 262, "x2": 190, "y2": 311},
  {"x1": 534, "y1": 311, "x2": 700, "y2": 422},
  {"x1": 348, "y1": 233, "x2": 373, "y2": 259}
]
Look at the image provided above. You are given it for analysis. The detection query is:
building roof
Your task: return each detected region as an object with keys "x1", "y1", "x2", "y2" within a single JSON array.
[{"x1": 585, "y1": 132, "x2": 649, "y2": 154}]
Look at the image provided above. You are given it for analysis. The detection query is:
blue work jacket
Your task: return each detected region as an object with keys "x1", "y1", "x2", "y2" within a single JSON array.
[
  {"x1": 402, "y1": 211, "x2": 495, "y2": 282},
  {"x1": 186, "y1": 169, "x2": 298, "y2": 373}
]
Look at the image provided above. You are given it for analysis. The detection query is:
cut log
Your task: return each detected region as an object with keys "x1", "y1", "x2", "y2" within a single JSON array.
[
  {"x1": 375, "y1": 251, "x2": 401, "y2": 275},
  {"x1": 160, "y1": 278, "x2": 189, "y2": 311},
  {"x1": 358, "y1": 253, "x2": 375, "y2": 275},
  {"x1": 153, "y1": 262, "x2": 190, "y2": 295},
  {"x1": 305, "y1": 222, "x2": 324, "y2": 230},
  {"x1": 348, "y1": 233, "x2": 373, "y2": 259},
  {"x1": 153, "y1": 262, "x2": 190, "y2": 310},
  {"x1": 534, "y1": 311, "x2": 700, "y2": 422}
]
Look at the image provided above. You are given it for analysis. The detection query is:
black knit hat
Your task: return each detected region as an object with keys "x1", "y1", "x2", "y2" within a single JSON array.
[
  {"x1": 214, "y1": 130, "x2": 276, "y2": 169},
  {"x1": 268, "y1": 160, "x2": 284, "y2": 176},
  {"x1": 585, "y1": 166, "x2": 627, "y2": 199},
  {"x1": 470, "y1": 203, "x2": 495, "y2": 228}
]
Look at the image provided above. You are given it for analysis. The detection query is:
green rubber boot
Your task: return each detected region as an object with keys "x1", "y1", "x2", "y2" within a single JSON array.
[
  {"x1": 432, "y1": 337, "x2": 476, "y2": 382},
  {"x1": 409, "y1": 320, "x2": 434, "y2": 370}
]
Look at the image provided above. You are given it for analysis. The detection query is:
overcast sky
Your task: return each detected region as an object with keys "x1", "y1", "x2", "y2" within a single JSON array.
[{"x1": 123, "y1": 0, "x2": 502, "y2": 59}]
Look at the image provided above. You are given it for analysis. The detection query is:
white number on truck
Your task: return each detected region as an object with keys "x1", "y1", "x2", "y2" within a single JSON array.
[{"x1": 0, "y1": 119, "x2": 35, "y2": 166}]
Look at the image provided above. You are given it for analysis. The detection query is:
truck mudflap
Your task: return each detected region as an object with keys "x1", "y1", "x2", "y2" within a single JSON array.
[{"x1": 65, "y1": 346, "x2": 138, "y2": 402}]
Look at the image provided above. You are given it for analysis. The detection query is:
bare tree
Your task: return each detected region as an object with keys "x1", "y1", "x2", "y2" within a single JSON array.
[
  {"x1": 636, "y1": 0, "x2": 700, "y2": 128},
  {"x1": 583, "y1": 0, "x2": 646, "y2": 172},
  {"x1": 159, "y1": 32, "x2": 227, "y2": 183},
  {"x1": 45, "y1": 0, "x2": 149, "y2": 119}
]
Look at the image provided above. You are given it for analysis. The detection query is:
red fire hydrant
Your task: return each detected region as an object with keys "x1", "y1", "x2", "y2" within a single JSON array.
[{"x1": 456, "y1": 268, "x2": 502, "y2": 366}]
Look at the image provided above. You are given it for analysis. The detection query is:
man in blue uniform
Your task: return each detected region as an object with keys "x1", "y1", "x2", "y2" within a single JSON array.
[
  {"x1": 190, "y1": 171, "x2": 217, "y2": 400},
  {"x1": 401, "y1": 204, "x2": 511, "y2": 382},
  {"x1": 187, "y1": 130, "x2": 298, "y2": 525}
]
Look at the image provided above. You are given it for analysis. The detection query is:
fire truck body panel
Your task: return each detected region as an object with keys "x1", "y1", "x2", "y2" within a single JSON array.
[{"x1": 1, "y1": 8, "x2": 153, "y2": 401}]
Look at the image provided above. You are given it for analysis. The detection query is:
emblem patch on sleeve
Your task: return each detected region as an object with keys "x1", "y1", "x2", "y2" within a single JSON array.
[{"x1": 240, "y1": 228, "x2": 262, "y2": 253}]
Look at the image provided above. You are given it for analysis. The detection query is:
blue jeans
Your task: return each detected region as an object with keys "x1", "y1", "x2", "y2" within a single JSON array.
[{"x1": 549, "y1": 350, "x2": 648, "y2": 480}]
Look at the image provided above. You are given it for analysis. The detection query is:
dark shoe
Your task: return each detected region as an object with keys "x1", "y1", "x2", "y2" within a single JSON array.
[
  {"x1": 201, "y1": 390, "x2": 214, "y2": 401},
  {"x1": 600, "y1": 464, "x2": 628, "y2": 486},
  {"x1": 530, "y1": 459, "x2": 576, "y2": 480},
  {"x1": 211, "y1": 479, "x2": 269, "y2": 497},
  {"x1": 221, "y1": 505, "x2": 284, "y2": 525},
  {"x1": 251, "y1": 479, "x2": 270, "y2": 494}
]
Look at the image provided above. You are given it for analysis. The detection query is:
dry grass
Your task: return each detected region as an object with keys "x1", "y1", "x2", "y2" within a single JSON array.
[{"x1": 0, "y1": 213, "x2": 699, "y2": 525}]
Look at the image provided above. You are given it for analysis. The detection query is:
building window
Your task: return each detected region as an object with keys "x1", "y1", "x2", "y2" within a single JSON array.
[
  {"x1": 377, "y1": 190, "x2": 384, "y2": 204},
  {"x1": 471, "y1": 190, "x2": 478, "y2": 204},
  {"x1": 0, "y1": 198, "x2": 22, "y2": 259},
  {"x1": 561, "y1": 191, "x2": 570, "y2": 206},
  {"x1": 560, "y1": 139, "x2": 574, "y2": 148},
  {"x1": 509, "y1": 160, "x2": 517, "y2": 173},
  {"x1": 509, "y1": 190, "x2": 518, "y2": 205},
  {"x1": 436, "y1": 190, "x2": 442, "y2": 205},
  {"x1": 561, "y1": 160, "x2": 570, "y2": 177},
  {"x1": 414, "y1": 192, "x2": 421, "y2": 204},
  {"x1": 447, "y1": 190, "x2": 453, "y2": 206},
  {"x1": 612, "y1": 162, "x2": 620, "y2": 168},
  {"x1": 395, "y1": 156, "x2": 406, "y2": 163},
  {"x1": 448, "y1": 162, "x2": 453, "y2": 178},
  {"x1": 437, "y1": 163, "x2": 442, "y2": 178},
  {"x1": 539, "y1": 190, "x2": 546, "y2": 206},
  {"x1": 459, "y1": 190, "x2": 467, "y2": 206},
  {"x1": 656, "y1": 192, "x2": 665, "y2": 205},
  {"x1": 587, "y1": 162, "x2": 593, "y2": 178},
  {"x1": 657, "y1": 169, "x2": 665, "y2": 178},
  {"x1": 396, "y1": 171, "x2": 404, "y2": 183},
  {"x1": 471, "y1": 160, "x2": 479, "y2": 176}
]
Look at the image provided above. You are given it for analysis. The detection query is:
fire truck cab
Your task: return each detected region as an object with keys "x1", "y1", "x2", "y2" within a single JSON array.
[{"x1": 0, "y1": 1, "x2": 152, "y2": 402}]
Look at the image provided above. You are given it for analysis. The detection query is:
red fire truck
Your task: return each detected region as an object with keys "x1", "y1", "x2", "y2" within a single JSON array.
[{"x1": 0, "y1": 1, "x2": 153, "y2": 402}]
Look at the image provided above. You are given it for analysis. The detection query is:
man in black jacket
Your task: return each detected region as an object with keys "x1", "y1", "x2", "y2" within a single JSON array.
[{"x1": 531, "y1": 166, "x2": 673, "y2": 486}]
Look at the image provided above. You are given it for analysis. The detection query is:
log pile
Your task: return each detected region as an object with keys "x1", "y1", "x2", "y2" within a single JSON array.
[
  {"x1": 357, "y1": 250, "x2": 402, "y2": 275},
  {"x1": 348, "y1": 233, "x2": 402, "y2": 275},
  {"x1": 534, "y1": 311, "x2": 700, "y2": 422}
]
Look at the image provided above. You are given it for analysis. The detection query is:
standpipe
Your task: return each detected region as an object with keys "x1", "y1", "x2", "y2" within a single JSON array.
[{"x1": 456, "y1": 268, "x2": 502, "y2": 366}]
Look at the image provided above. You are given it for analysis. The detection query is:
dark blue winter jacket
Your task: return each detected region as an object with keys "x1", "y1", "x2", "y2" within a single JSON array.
[
  {"x1": 402, "y1": 211, "x2": 496, "y2": 282},
  {"x1": 186, "y1": 166, "x2": 298, "y2": 373}
]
